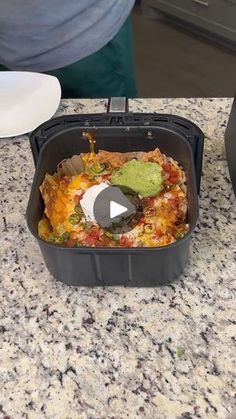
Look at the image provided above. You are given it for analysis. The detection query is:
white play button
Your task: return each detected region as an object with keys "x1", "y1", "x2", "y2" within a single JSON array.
[
  {"x1": 110, "y1": 201, "x2": 128, "y2": 219},
  {"x1": 93, "y1": 185, "x2": 142, "y2": 232}
]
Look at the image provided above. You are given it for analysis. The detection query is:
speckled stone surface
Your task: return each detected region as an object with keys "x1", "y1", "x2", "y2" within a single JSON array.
[{"x1": 0, "y1": 98, "x2": 236, "y2": 419}]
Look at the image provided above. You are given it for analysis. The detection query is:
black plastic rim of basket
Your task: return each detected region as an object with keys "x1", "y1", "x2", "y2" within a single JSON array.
[{"x1": 29, "y1": 112, "x2": 204, "y2": 194}]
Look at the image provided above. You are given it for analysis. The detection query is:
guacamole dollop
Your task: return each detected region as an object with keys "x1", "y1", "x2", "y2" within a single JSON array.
[{"x1": 111, "y1": 160, "x2": 163, "y2": 198}]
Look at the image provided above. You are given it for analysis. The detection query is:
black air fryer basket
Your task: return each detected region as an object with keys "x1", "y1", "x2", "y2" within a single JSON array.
[{"x1": 27, "y1": 98, "x2": 204, "y2": 286}]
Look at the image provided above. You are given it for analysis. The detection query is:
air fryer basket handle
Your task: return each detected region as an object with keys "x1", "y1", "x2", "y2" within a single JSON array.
[{"x1": 107, "y1": 97, "x2": 129, "y2": 113}]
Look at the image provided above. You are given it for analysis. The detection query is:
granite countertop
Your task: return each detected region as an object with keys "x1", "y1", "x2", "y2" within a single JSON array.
[{"x1": 0, "y1": 98, "x2": 235, "y2": 419}]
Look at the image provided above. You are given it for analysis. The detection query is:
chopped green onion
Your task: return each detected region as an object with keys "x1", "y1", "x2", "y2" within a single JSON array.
[
  {"x1": 75, "y1": 241, "x2": 82, "y2": 247},
  {"x1": 105, "y1": 231, "x2": 113, "y2": 238},
  {"x1": 62, "y1": 232, "x2": 70, "y2": 241},
  {"x1": 83, "y1": 222, "x2": 93, "y2": 230}
]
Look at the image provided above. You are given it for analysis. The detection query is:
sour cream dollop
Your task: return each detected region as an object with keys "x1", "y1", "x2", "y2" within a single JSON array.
[{"x1": 80, "y1": 182, "x2": 109, "y2": 222}]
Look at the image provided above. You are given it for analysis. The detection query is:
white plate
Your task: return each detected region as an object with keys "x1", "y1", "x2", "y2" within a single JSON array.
[{"x1": 0, "y1": 71, "x2": 61, "y2": 138}]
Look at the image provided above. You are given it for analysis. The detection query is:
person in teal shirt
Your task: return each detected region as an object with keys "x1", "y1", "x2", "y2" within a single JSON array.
[{"x1": 0, "y1": 0, "x2": 136, "y2": 98}]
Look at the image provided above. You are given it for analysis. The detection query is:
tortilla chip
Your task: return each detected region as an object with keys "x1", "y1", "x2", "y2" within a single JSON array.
[{"x1": 57, "y1": 155, "x2": 84, "y2": 176}]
